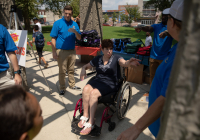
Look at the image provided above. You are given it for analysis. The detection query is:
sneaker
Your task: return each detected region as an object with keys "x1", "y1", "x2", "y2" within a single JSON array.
[
  {"x1": 44, "y1": 63, "x2": 49, "y2": 69},
  {"x1": 70, "y1": 86, "x2": 81, "y2": 91},
  {"x1": 59, "y1": 90, "x2": 65, "y2": 95}
]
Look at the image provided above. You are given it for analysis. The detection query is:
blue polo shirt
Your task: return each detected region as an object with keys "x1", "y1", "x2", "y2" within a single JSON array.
[
  {"x1": 0, "y1": 24, "x2": 17, "y2": 73},
  {"x1": 150, "y1": 23, "x2": 173, "y2": 60},
  {"x1": 148, "y1": 43, "x2": 178, "y2": 137},
  {"x1": 50, "y1": 17, "x2": 81, "y2": 50}
]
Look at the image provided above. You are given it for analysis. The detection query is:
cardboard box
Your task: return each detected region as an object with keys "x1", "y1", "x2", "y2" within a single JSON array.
[
  {"x1": 144, "y1": 75, "x2": 150, "y2": 84},
  {"x1": 125, "y1": 64, "x2": 144, "y2": 84}
]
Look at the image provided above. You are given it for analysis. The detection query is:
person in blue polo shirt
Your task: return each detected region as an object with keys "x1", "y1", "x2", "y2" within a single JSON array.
[
  {"x1": 50, "y1": 5, "x2": 81, "y2": 95},
  {"x1": 135, "y1": 8, "x2": 173, "y2": 96},
  {"x1": 117, "y1": 0, "x2": 184, "y2": 139},
  {"x1": 0, "y1": 24, "x2": 22, "y2": 89}
]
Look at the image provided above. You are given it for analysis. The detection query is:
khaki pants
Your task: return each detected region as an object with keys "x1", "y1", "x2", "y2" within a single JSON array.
[
  {"x1": 0, "y1": 70, "x2": 15, "y2": 90},
  {"x1": 149, "y1": 58, "x2": 163, "y2": 86},
  {"x1": 56, "y1": 49, "x2": 76, "y2": 90}
]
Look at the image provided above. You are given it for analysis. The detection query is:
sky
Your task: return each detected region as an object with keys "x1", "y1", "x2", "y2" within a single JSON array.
[{"x1": 102, "y1": 0, "x2": 138, "y2": 10}]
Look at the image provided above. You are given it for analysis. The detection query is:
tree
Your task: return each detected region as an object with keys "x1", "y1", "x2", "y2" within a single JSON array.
[
  {"x1": 125, "y1": 4, "x2": 141, "y2": 25},
  {"x1": 120, "y1": 12, "x2": 126, "y2": 26},
  {"x1": 69, "y1": 0, "x2": 80, "y2": 17},
  {"x1": 112, "y1": 12, "x2": 117, "y2": 26},
  {"x1": 144, "y1": 0, "x2": 175, "y2": 11},
  {"x1": 15, "y1": 0, "x2": 39, "y2": 31},
  {"x1": 103, "y1": 13, "x2": 109, "y2": 23},
  {"x1": 42, "y1": 0, "x2": 70, "y2": 17}
]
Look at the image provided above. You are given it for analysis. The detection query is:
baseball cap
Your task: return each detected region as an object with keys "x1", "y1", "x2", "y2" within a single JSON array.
[
  {"x1": 169, "y1": 0, "x2": 184, "y2": 21},
  {"x1": 162, "y1": 8, "x2": 170, "y2": 15},
  {"x1": 33, "y1": 17, "x2": 38, "y2": 20}
]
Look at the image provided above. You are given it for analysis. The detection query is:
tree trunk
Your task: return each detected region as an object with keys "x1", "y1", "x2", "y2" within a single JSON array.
[
  {"x1": 157, "y1": 0, "x2": 200, "y2": 139},
  {"x1": 0, "y1": 0, "x2": 15, "y2": 28},
  {"x1": 80, "y1": 0, "x2": 103, "y2": 40},
  {"x1": 23, "y1": 1, "x2": 31, "y2": 31}
]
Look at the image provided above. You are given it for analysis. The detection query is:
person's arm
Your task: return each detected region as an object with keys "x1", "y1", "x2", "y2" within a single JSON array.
[
  {"x1": 119, "y1": 58, "x2": 141, "y2": 67},
  {"x1": 117, "y1": 95, "x2": 165, "y2": 140},
  {"x1": 68, "y1": 28, "x2": 81, "y2": 40},
  {"x1": 135, "y1": 26, "x2": 154, "y2": 33},
  {"x1": 7, "y1": 52, "x2": 22, "y2": 85},
  {"x1": 80, "y1": 63, "x2": 93, "y2": 80},
  {"x1": 51, "y1": 37, "x2": 58, "y2": 60},
  {"x1": 159, "y1": 30, "x2": 172, "y2": 38}
]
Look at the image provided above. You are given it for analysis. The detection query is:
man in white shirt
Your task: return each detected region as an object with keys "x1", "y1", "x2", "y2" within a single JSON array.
[
  {"x1": 33, "y1": 17, "x2": 42, "y2": 33},
  {"x1": 145, "y1": 32, "x2": 152, "y2": 46}
]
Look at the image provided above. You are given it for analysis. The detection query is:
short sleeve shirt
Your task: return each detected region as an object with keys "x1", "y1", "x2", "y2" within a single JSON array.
[
  {"x1": 145, "y1": 36, "x2": 152, "y2": 46},
  {"x1": 0, "y1": 24, "x2": 17, "y2": 73},
  {"x1": 148, "y1": 43, "x2": 178, "y2": 137},
  {"x1": 33, "y1": 22, "x2": 42, "y2": 33},
  {"x1": 150, "y1": 23, "x2": 173, "y2": 60},
  {"x1": 50, "y1": 17, "x2": 81, "y2": 50},
  {"x1": 90, "y1": 54, "x2": 123, "y2": 87}
]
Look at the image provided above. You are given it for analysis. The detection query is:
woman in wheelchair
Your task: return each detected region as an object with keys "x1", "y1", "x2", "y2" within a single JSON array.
[{"x1": 78, "y1": 39, "x2": 141, "y2": 135}]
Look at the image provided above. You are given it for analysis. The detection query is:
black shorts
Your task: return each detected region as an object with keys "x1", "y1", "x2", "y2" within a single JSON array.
[
  {"x1": 36, "y1": 47, "x2": 43, "y2": 57},
  {"x1": 87, "y1": 77, "x2": 118, "y2": 96}
]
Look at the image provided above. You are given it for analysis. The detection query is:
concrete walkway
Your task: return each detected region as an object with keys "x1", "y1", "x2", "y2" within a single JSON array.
[{"x1": 25, "y1": 51, "x2": 155, "y2": 140}]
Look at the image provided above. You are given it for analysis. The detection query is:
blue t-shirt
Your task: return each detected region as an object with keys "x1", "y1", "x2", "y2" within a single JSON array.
[
  {"x1": 50, "y1": 17, "x2": 81, "y2": 50},
  {"x1": 148, "y1": 43, "x2": 178, "y2": 137},
  {"x1": 150, "y1": 23, "x2": 173, "y2": 60},
  {"x1": 0, "y1": 24, "x2": 17, "y2": 73}
]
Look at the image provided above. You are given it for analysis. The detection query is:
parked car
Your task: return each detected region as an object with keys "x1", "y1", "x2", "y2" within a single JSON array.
[
  {"x1": 45, "y1": 22, "x2": 50, "y2": 25},
  {"x1": 103, "y1": 23, "x2": 112, "y2": 26},
  {"x1": 137, "y1": 24, "x2": 146, "y2": 28},
  {"x1": 123, "y1": 24, "x2": 132, "y2": 27}
]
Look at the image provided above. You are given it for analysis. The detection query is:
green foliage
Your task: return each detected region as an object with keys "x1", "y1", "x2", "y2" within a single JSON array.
[
  {"x1": 120, "y1": 12, "x2": 126, "y2": 25},
  {"x1": 144, "y1": 0, "x2": 175, "y2": 11},
  {"x1": 125, "y1": 3, "x2": 141, "y2": 24},
  {"x1": 103, "y1": 14, "x2": 109, "y2": 23},
  {"x1": 69, "y1": 0, "x2": 80, "y2": 17},
  {"x1": 41, "y1": 0, "x2": 70, "y2": 16},
  {"x1": 15, "y1": 0, "x2": 39, "y2": 31}
]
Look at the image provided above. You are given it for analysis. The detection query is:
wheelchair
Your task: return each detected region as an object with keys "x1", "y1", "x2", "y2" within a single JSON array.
[{"x1": 71, "y1": 68, "x2": 132, "y2": 137}]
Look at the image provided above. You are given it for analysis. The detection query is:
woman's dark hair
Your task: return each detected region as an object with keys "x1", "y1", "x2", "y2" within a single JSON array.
[
  {"x1": 63, "y1": 5, "x2": 73, "y2": 14},
  {"x1": 169, "y1": 14, "x2": 182, "y2": 30},
  {"x1": 0, "y1": 86, "x2": 36, "y2": 140},
  {"x1": 33, "y1": 25, "x2": 39, "y2": 31},
  {"x1": 102, "y1": 39, "x2": 113, "y2": 49}
]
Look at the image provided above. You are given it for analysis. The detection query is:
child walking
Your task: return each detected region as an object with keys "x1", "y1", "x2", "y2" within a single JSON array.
[{"x1": 31, "y1": 25, "x2": 48, "y2": 68}]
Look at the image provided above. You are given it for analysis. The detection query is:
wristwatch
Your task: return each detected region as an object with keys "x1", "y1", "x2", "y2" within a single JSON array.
[{"x1": 14, "y1": 70, "x2": 21, "y2": 75}]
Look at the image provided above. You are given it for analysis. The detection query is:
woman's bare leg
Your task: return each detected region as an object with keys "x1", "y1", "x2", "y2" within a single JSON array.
[
  {"x1": 78, "y1": 84, "x2": 93, "y2": 127},
  {"x1": 80, "y1": 89, "x2": 101, "y2": 135}
]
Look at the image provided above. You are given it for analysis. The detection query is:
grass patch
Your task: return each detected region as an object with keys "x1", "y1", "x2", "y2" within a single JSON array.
[{"x1": 27, "y1": 26, "x2": 177, "y2": 52}]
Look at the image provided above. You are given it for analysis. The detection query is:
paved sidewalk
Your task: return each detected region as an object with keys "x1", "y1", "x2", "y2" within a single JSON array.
[{"x1": 25, "y1": 51, "x2": 155, "y2": 140}]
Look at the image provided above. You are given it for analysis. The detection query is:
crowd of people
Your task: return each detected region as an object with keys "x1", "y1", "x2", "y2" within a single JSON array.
[{"x1": 0, "y1": 0, "x2": 186, "y2": 139}]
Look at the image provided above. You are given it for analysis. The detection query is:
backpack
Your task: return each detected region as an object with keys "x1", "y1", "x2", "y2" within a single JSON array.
[
  {"x1": 35, "y1": 32, "x2": 45, "y2": 48},
  {"x1": 124, "y1": 39, "x2": 144, "y2": 54},
  {"x1": 76, "y1": 30, "x2": 100, "y2": 47}
]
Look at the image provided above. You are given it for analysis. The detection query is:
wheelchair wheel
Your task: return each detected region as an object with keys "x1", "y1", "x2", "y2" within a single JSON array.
[{"x1": 116, "y1": 82, "x2": 132, "y2": 120}]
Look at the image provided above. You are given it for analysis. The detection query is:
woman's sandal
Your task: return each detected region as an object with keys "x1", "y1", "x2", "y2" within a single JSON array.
[
  {"x1": 80, "y1": 122, "x2": 94, "y2": 135},
  {"x1": 78, "y1": 116, "x2": 89, "y2": 128}
]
